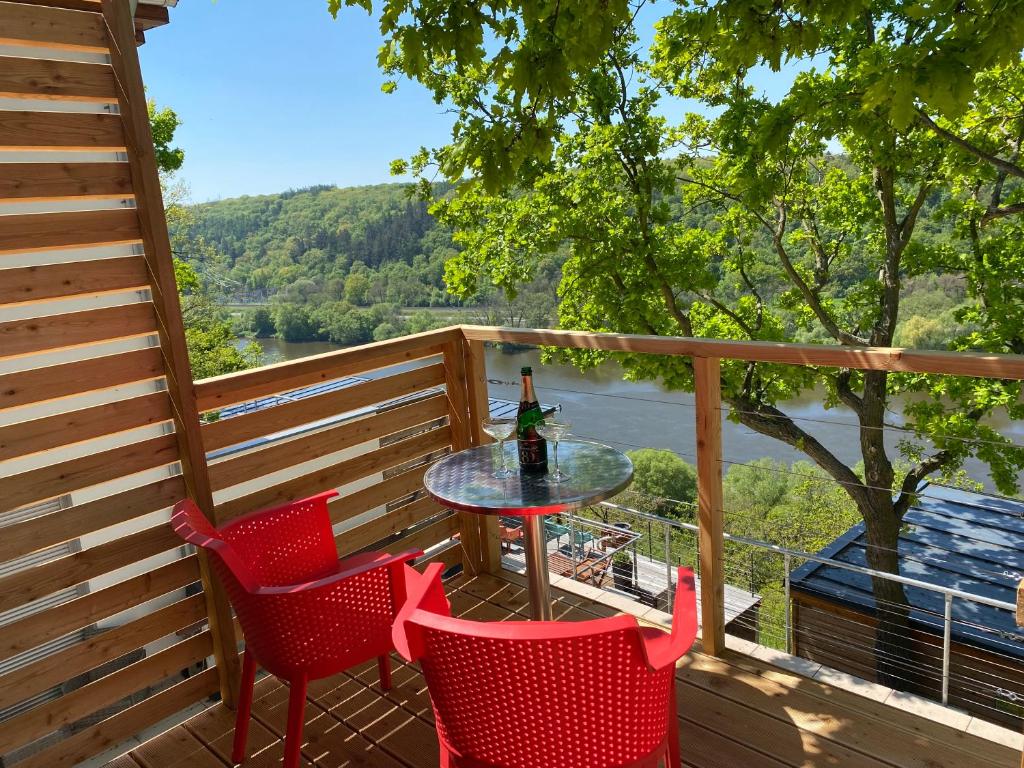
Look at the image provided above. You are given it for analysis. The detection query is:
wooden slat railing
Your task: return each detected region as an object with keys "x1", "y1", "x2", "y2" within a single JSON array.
[
  {"x1": 195, "y1": 328, "x2": 477, "y2": 575},
  {"x1": 0, "y1": 2, "x2": 231, "y2": 765}
]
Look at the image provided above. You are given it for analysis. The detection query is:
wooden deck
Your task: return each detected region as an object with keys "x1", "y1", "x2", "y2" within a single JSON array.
[{"x1": 105, "y1": 572, "x2": 1020, "y2": 768}]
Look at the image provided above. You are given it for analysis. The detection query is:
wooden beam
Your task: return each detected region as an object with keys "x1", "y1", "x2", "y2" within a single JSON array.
[
  {"x1": 102, "y1": 0, "x2": 241, "y2": 707},
  {"x1": 443, "y1": 339, "x2": 490, "y2": 576},
  {"x1": 194, "y1": 327, "x2": 460, "y2": 411},
  {"x1": 459, "y1": 325, "x2": 1024, "y2": 381},
  {"x1": 15, "y1": 669, "x2": 220, "y2": 768},
  {"x1": 0, "y1": 208, "x2": 141, "y2": 254},
  {"x1": 200, "y1": 362, "x2": 446, "y2": 451},
  {"x1": 694, "y1": 356, "x2": 724, "y2": 656},
  {"x1": 0, "y1": 55, "x2": 116, "y2": 101},
  {"x1": 328, "y1": 464, "x2": 432, "y2": 527},
  {"x1": 0, "y1": 432, "x2": 179, "y2": 512},
  {"x1": 0, "y1": 520, "x2": 183, "y2": 616},
  {"x1": 0, "y1": 389, "x2": 171, "y2": 461},
  {"x1": 208, "y1": 394, "x2": 448, "y2": 492},
  {"x1": 0, "y1": 301, "x2": 157, "y2": 360},
  {"x1": 463, "y1": 337, "x2": 502, "y2": 573},
  {"x1": 0, "y1": 555, "x2": 198, "y2": 665},
  {"x1": 215, "y1": 424, "x2": 451, "y2": 522},
  {"x1": 0, "y1": 346, "x2": 164, "y2": 410},
  {"x1": 337, "y1": 496, "x2": 444, "y2": 555},
  {"x1": 0, "y1": 474, "x2": 184, "y2": 563},
  {"x1": 0, "y1": 631, "x2": 213, "y2": 754},
  {"x1": 0, "y1": 161, "x2": 133, "y2": 202},
  {"x1": 0, "y1": 593, "x2": 205, "y2": 714},
  {"x1": 0, "y1": 255, "x2": 150, "y2": 306},
  {"x1": 0, "y1": 1, "x2": 108, "y2": 52},
  {"x1": 0, "y1": 110, "x2": 124, "y2": 150}
]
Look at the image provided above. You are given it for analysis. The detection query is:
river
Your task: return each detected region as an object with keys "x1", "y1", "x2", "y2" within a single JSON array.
[{"x1": 246, "y1": 337, "x2": 1022, "y2": 493}]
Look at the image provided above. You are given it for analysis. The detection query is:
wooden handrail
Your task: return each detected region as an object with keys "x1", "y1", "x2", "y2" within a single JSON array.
[{"x1": 459, "y1": 325, "x2": 1024, "y2": 380}]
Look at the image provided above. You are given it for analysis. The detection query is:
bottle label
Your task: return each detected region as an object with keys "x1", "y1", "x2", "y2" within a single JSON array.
[{"x1": 518, "y1": 436, "x2": 548, "y2": 472}]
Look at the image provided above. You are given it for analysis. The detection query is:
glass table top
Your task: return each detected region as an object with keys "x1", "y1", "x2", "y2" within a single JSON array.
[{"x1": 423, "y1": 439, "x2": 634, "y2": 516}]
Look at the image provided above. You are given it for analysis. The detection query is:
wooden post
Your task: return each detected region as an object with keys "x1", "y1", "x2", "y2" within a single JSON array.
[
  {"x1": 101, "y1": 0, "x2": 241, "y2": 707},
  {"x1": 442, "y1": 340, "x2": 490, "y2": 575},
  {"x1": 694, "y1": 356, "x2": 725, "y2": 656},
  {"x1": 464, "y1": 338, "x2": 502, "y2": 573}
]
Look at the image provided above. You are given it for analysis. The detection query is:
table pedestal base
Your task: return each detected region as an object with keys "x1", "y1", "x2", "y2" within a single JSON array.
[{"x1": 522, "y1": 515, "x2": 553, "y2": 621}]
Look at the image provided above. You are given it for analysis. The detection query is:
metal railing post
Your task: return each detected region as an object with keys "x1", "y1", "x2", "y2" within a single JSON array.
[
  {"x1": 784, "y1": 553, "x2": 792, "y2": 654},
  {"x1": 664, "y1": 523, "x2": 673, "y2": 604},
  {"x1": 942, "y1": 593, "x2": 953, "y2": 705}
]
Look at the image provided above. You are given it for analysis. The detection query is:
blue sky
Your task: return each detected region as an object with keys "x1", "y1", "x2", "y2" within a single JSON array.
[
  {"x1": 140, "y1": 0, "x2": 455, "y2": 202},
  {"x1": 141, "y1": 1, "x2": 807, "y2": 203}
]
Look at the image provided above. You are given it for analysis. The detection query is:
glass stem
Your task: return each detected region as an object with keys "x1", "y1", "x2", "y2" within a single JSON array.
[
  {"x1": 499, "y1": 439, "x2": 506, "y2": 472},
  {"x1": 554, "y1": 441, "x2": 559, "y2": 474}
]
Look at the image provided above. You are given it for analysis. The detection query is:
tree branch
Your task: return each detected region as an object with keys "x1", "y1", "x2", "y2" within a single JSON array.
[
  {"x1": 729, "y1": 394, "x2": 869, "y2": 509},
  {"x1": 917, "y1": 110, "x2": 1024, "y2": 180},
  {"x1": 770, "y1": 200, "x2": 869, "y2": 346},
  {"x1": 981, "y1": 202, "x2": 1024, "y2": 224}
]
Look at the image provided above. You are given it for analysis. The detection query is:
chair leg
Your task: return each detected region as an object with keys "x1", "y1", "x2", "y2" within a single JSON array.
[
  {"x1": 377, "y1": 653, "x2": 392, "y2": 691},
  {"x1": 283, "y1": 676, "x2": 307, "y2": 768},
  {"x1": 231, "y1": 650, "x2": 257, "y2": 765}
]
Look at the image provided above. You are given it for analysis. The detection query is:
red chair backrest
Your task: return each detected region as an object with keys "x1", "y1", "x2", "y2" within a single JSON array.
[
  {"x1": 395, "y1": 565, "x2": 681, "y2": 768},
  {"x1": 172, "y1": 492, "x2": 356, "y2": 677}
]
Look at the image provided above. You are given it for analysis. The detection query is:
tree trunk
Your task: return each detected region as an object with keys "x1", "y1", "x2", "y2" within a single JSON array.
[
  {"x1": 858, "y1": 371, "x2": 921, "y2": 692},
  {"x1": 861, "y1": 502, "x2": 920, "y2": 692}
]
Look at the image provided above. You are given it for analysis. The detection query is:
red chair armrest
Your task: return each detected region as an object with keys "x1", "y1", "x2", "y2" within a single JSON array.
[
  {"x1": 392, "y1": 562, "x2": 450, "y2": 662},
  {"x1": 254, "y1": 548, "x2": 421, "y2": 596},
  {"x1": 640, "y1": 567, "x2": 698, "y2": 671}
]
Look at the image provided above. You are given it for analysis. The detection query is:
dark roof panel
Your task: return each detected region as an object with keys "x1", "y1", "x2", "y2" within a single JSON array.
[{"x1": 791, "y1": 484, "x2": 1024, "y2": 658}]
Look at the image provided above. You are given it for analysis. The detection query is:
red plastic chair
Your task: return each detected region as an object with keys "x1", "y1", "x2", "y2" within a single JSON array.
[
  {"x1": 172, "y1": 491, "x2": 420, "y2": 768},
  {"x1": 393, "y1": 563, "x2": 698, "y2": 768}
]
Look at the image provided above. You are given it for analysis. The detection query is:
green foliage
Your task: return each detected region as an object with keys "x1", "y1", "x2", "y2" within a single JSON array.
[
  {"x1": 625, "y1": 449, "x2": 697, "y2": 517},
  {"x1": 148, "y1": 100, "x2": 184, "y2": 174},
  {"x1": 181, "y1": 183, "x2": 562, "y2": 337},
  {"x1": 250, "y1": 307, "x2": 275, "y2": 338},
  {"x1": 343, "y1": 0, "x2": 1024, "y2": 645}
]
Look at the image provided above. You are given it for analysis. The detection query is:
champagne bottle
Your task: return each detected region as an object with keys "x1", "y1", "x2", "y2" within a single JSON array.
[{"x1": 516, "y1": 366, "x2": 548, "y2": 473}]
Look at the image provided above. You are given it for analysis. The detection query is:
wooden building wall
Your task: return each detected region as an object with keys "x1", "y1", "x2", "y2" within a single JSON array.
[
  {"x1": 792, "y1": 590, "x2": 1024, "y2": 730},
  {"x1": 0, "y1": 2, "x2": 232, "y2": 765}
]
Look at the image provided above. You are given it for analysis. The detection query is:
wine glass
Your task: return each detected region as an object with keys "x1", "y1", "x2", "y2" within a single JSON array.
[
  {"x1": 482, "y1": 418, "x2": 516, "y2": 478},
  {"x1": 536, "y1": 420, "x2": 571, "y2": 482}
]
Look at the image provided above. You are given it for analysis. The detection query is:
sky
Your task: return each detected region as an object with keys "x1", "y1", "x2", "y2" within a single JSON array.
[
  {"x1": 140, "y1": 1, "x2": 808, "y2": 203},
  {"x1": 139, "y1": 0, "x2": 456, "y2": 202}
]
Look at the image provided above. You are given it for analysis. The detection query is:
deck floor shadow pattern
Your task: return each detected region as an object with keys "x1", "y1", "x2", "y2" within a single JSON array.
[{"x1": 106, "y1": 572, "x2": 1020, "y2": 768}]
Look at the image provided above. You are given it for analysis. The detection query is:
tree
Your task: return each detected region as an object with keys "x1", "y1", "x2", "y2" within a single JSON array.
[
  {"x1": 250, "y1": 307, "x2": 276, "y2": 338},
  {"x1": 335, "y1": 0, "x2": 1024, "y2": 690},
  {"x1": 625, "y1": 449, "x2": 697, "y2": 518}
]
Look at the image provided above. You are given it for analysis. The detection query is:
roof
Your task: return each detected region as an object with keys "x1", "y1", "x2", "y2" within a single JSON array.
[{"x1": 790, "y1": 483, "x2": 1024, "y2": 658}]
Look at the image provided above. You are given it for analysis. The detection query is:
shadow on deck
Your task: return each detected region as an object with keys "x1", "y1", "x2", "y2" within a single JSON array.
[{"x1": 105, "y1": 572, "x2": 1020, "y2": 768}]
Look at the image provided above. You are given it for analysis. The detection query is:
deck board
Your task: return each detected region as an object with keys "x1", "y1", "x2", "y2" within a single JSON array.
[{"x1": 109, "y1": 572, "x2": 1020, "y2": 768}]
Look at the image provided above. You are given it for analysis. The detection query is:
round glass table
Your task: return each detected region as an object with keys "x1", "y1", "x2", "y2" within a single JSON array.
[{"x1": 423, "y1": 440, "x2": 634, "y2": 619}]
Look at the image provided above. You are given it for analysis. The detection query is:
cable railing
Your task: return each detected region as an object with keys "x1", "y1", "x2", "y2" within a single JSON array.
[
  {"x1": 460, "y1": 326, "x2": 1024, "y2": 730},
  {"x1": 514, "y1": 496, "x2": 1024, "y2": 724}
]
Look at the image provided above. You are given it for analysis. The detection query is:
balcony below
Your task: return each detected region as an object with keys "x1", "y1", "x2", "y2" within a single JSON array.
[{"x1": 103, "y1": 570, "x2": 1020, "y2": 768}]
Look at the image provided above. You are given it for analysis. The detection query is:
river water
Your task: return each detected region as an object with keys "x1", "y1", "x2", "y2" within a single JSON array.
[{"x1": 247, "y1": 337, "x2": 1022, "y2": 493}]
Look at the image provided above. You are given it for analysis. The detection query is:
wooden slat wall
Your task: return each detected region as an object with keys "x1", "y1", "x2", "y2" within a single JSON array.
[{"x1": 0, "y1": 3, "x2": 227, "y2": 766}]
